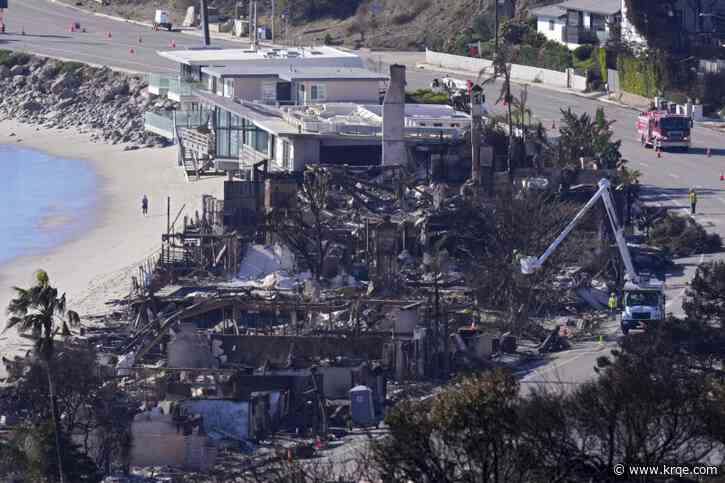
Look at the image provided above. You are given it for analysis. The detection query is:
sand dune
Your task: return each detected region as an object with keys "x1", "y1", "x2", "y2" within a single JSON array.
[{"x1": 0, "y1": 120, "x2": 224, "y2": 378}]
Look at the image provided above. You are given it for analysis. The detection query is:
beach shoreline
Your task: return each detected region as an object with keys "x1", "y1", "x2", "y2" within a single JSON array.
[{"x1": 0, "y1": 120, "x2": 224, "y2": 377}]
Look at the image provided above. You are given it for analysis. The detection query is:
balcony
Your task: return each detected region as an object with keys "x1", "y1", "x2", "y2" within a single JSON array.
[
  {"x1": 143, "y1": 108, "x2": 213, "y2": 141},
  {"x1": 145, "y1": 73, "x2": 171, "y2": 97},
  {"x1": 168, "y1": 79, "x2": 205, "y2": 103},
  {"x1": 144, "y1": 111, "x2": 175, "y2": 139}
]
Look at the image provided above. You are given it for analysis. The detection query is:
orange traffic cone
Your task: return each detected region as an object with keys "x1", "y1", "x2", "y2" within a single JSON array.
[
  {"x1": 720, "y1": 172, "x2": 724, "y2": 181},
  {"x1": 107, "y1": 31, "x2": 112, "y2": 38},
  {"x1": 129, "y1": 47, "x2": 135, "y2": 55}
]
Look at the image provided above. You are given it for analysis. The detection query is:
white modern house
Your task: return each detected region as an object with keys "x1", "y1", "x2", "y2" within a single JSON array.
[
  {"x1": 531, "y1": 0, "x2": 621, "y2": 49},
  {"x1": 143, "y1": 46, "x2": 473, "y2": 173}
]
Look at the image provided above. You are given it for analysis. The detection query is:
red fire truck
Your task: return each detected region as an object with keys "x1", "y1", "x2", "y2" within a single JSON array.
[{"x1": 636, "y1": 110, "x2": 693, "y2": 151}]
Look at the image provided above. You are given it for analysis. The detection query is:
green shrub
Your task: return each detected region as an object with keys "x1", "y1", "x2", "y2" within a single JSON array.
[
  {"x1": 573, "y1": 44, "x2": 594, "y2": 61},
  {"x1": 516, "y1": 44, "x2": 539, "y2": 66},
  {"x1": 598, "y1": 47, "x2": 608, "y2": 83},
  {"x1": 0, "y1": 52, "x2": 31, "y2": 68},
  {"x1": 539, "y1": 41, "x2": 573, "y2": 72},
  {"x1": 406, "y1": 88, "x2": 449, "y2": 104},
  {"x1": 472, "y1": 13, "x2": 494, "y2": 42},
  {"x1": 617, "y1": 55, "x2": 663, "y2": 97},
  {"x1": 59, "y1": 61, "x2": 84, "y2": 74}
]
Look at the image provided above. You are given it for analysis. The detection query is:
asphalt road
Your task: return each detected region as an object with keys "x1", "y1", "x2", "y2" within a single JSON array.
[
  {"x1": 3, "y1": 0, "x2": 725, "y2": 394},
  {"x1": 0, "y1": 0, "x2": 242, "y2": 72}
]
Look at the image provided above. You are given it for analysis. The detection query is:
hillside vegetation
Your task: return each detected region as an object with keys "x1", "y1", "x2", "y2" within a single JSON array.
[{"x1": 70, "y1": 0, "x2": 554, "y2": 51}]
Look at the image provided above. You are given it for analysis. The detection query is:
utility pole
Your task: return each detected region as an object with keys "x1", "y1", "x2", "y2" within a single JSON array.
[
  {"x1": 470, "y1": 84, "x2": 484, "y2": 186},
  {"x1": 494, "y1": 0, "x2": 499, "y2": 52},
  {"x1": 200, "y1": 0, "x2": 211, "y2": 46},
  {"x1": 271, "y1": 0, "x2": 275, "y2": 44}
]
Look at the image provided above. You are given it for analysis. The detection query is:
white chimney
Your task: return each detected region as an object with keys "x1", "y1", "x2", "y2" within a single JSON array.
[{"x1": 382, "y1": 64, "x2": 406, "y2": 166}]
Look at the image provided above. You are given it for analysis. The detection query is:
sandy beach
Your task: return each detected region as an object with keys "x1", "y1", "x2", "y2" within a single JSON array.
[{"x1": 0, "y1": 120, "x2": 223, "y2": 376}]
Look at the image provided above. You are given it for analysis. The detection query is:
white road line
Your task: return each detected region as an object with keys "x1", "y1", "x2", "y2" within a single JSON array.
[
  {"x1": 668, "y1": 173, "x2": 681, "y2": 179},
  {"x1": 640, "y1": 162, "x2": 650, "y2": 167}
]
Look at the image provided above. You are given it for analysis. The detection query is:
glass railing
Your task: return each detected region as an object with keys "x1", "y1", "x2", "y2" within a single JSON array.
[
  {"x1": 169, "y1": 79, "x2": 205, "y2": 98},
  {"x1": 144, "y1": 111, "x2": 175, "y2": 138},
  {"x1": 145, "y1": 73, "x2": 172, "y2": 91},
  {"x1": 174, "y1": 108, "x2": 213, "y2": 129}
]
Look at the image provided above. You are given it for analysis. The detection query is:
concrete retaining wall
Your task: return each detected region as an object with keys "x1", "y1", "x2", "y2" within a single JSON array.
[{"x1": 425, "y1": 49, "x2": 588, "y2": 92}]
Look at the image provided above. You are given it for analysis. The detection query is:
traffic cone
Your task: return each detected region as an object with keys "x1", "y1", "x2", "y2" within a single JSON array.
[
  {"x1": 720, "y1": 172, "x2": 723, "y2": 181},
  {"x1": 69, "y1": 24, "x2": 75, "y2": 33},
  {"x1": 107, "y1": 31, "x2": 112, "y2": 39},
  {"x1": 81, "y1": 27, "x2": 86, "y2": 33},
  {"x1": 138, "y1": 35, "x2": 143, "y2": 44},
  {"x1": 170, "y1": 39, "x2": 176, "y2": 48},
  {"x1": 129, "y1": 47, "x2": 135, "y2": 55}
]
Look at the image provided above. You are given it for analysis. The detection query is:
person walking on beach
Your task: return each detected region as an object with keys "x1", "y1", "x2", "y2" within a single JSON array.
[
  {"x1": 141, "y1": 195, "x2": 149, "y2": 216},
  {"x1": 689, "y1": 188, "x2": 698, "y2": 216}
]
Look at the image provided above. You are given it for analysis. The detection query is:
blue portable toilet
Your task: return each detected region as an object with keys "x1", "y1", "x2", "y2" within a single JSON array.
[{"x1": 349, "y1": 385, "x2": 375, "y2": 426}]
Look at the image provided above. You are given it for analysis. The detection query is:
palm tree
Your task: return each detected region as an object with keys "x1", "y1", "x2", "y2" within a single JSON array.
[{"x1": 5, "y1": 270, "x2": 80, "y2": 483}]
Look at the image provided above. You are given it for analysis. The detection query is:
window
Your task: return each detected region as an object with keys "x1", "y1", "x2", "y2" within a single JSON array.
[
  {"x1": 419, "y1": 123, "x2": 427, "y2": 126},
  {"x1": 223, "y1": 79, "x2": 234, "y2": 98},
  {"x1": 310, "y1": 83, "x2": 327, "y2": 102},
  {"x1": 549, "y1": 20, "x2": 555, "y2": 31},
  {"x1": 282, "y1": 140, "x2": 291, "y2": 170},
  {"x1": 433, "y1": 123, "x2": 443, "y2": 127}
]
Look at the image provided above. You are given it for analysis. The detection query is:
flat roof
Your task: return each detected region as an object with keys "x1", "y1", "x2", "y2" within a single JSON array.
[
  {"x1": 279, "y1": 68, "x2": 388, "y2": 82},
  {"x1": 158, "y1": 46, "x2": 358, "y2": 66},
  {"x1": 363, "y1": 103, "x2": 470, "y2": 120},
  {"x1": 558, "y1": 0, "x2": 620, "y2": 16},
  {"x1": 202, "y1": 64, "x2": 387, "y2": 81},
  {"x1": 530, "y1": 5, "x2": 567, "y2": 18},
  {"x1": 193, "y1": 89, "x2": 299, "y2": 135}
]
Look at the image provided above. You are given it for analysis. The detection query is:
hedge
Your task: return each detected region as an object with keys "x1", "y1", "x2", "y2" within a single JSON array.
[
  {"x1": 617, "y1": 55, "x2": 662, "y2": 97},
  {"x1": 598, "y1": 48, "x2": 608, "y2": 84}
]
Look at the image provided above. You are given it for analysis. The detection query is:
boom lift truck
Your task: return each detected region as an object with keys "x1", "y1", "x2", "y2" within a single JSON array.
[{"x1": 519, "y1": 179, "x2": 665, "y2": 335}]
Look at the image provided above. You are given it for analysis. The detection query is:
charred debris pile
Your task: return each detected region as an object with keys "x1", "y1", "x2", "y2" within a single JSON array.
[{"x1": 1, "y1": 161, "x2": 692, "y2": 477}]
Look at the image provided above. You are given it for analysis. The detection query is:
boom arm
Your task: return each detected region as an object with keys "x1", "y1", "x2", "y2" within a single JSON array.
[{"x1": 520, "y1": 179, "x2": 638, "y2": 282}]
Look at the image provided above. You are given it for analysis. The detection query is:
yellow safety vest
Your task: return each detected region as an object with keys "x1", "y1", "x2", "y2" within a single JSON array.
[
  {"x1": 689, "y1": 192, "x2": 697, "y2": 204},
  {"x1": 608, "y1": 296, "x2": 617, "y2": 309}
]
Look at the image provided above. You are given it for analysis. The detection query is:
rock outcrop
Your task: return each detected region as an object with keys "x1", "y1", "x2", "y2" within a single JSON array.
[{"x1": 0, "y1": 55, "x2": 175, "y2": 148}]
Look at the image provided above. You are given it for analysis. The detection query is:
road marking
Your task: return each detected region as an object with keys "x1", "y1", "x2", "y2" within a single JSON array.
[
  {"x1": 640, "y1": 162, "x2": 650, "y2": 167},
  {"x1": 668, "y1": 173, "x2": 681, "y2": 179}
]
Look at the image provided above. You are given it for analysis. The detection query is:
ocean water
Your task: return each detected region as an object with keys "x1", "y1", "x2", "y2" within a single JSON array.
[{"x1": 0, "y1": 145, "x2": 97, "y2": 266}]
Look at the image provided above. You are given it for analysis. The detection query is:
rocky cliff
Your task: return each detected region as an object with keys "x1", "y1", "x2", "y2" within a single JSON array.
[{"x1": 0, "y1": 53, "x2": 172, "y2": 149}]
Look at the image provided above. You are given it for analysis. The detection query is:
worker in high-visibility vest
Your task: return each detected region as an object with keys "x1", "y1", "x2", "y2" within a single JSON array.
[
  {"x1": 608, "y1": 292, "x2": 618, "y2": 318},
  {"x1": 689, "y1": 188, "x2": 698, "y2": 216}
]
